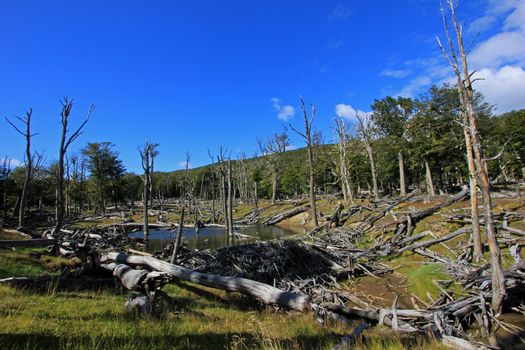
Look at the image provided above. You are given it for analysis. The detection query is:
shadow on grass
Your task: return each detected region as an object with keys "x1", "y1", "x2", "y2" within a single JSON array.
[
  {"x1": 0, "y1": 332, "x2": 337, "y2": 350},
  {"x1": 171, "y1": 280, "x2": 258, "y2": 311}
]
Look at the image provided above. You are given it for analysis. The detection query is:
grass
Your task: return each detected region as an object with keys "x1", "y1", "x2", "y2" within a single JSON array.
[
  {"x1": 0, "y1": 247, "x2": 448, "y2": 349},
  {"x1": 0, "y1": 248, "x2": 73, "y2": 279}
]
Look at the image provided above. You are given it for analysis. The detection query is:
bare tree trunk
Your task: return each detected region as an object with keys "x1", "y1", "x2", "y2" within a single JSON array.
[
  {"x1": 254, "y1": 181, "x2": 258, "y2": 208},
  {"x1": 291, "y1": 98, "x2": 319, "y2": 228},
  {"x1": 227, "y1": 160, "x2": 234, "y2": 236},
  {"x1": 170, "y1": 208, "x2": 184, "y2": 263},
  {"x1": 399, "y1": 151, "x2": 406, "y2": 196},
  {"x1": 365, "y1": 140, "x2": 379, "y2": 200},
  {"x1": 143, "y1": 185, "x2": 149, "y2": 237},
  {"x1": 464, "y1": 128, "x2": 483, "y2": 262},
  {"x1": 139, "y1": 142, "x2": 158, "y2": 239},
  {"x1": 438, "y1": 0, "x2": 505, "y2": 314},
  {"x1": 271, "y1": 171, "x2": 278, "y2": 204},
  {"x1": 425, "y1": 160, "x2": 436, "y2": 196},
  {"x1": 6, "y1": 109, "x2": 35, "y2": 229},
  {"x1": 55, "y1": 99, "x2": 93, "y2": 232}
]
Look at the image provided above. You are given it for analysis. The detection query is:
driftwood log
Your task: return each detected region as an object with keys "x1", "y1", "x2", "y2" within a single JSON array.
[
  {"x1": 101, "y1": 252, "x2": 310, "y2": 311},
  {"x1": 263, "y1": 207, "x2": 307, "y2": 225}
]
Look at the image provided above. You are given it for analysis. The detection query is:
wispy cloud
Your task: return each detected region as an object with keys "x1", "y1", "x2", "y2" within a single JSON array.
[
  {"x1": 331, "y1": 4, "x2": 351, "y2": 19},
  {"x1": 380, "y1": 69, "x2": 411, "y2": 78},
  {"x1": 327, "y1": 39, "x2": 343, "y2": 50},
  {"x1": 271, "y1": 97, "x2": 295, "y2": 121}
]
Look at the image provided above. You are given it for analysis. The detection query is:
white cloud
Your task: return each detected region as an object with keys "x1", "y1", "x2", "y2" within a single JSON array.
[
  {"x1": 396, "y1": 75, "x2": 432, "y2": 98},
  {"x1": 466, "y1": 15, "x2": 497, "y2": 35},
  {"x1": 475, "y1": 65, "x2": 525, "y2": 113},
  {"x1": 470, "y1": 31, "x2": 525, "y2": 68},
  {"x1": 504, "y1": 0, "x2": 525, "y2": 30},
  {"x1": 335, "y1": 103, "x2": 370, "y2": 120},
  {"x1": 271, "y1": 97, "x2": 295, "y2": 121},
  {"x1": 380, "y1": 69, "x2": 411, "y2": 78}
]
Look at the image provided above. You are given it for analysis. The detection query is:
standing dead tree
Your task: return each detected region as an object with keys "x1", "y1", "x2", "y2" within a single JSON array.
[
  {"x1": 355, "y1": 113, "x2": 379, "y2": 200},
  {"x1": 55, "y1": 98, "x2": 94, "y2": 232},
  {"x1": 334, "y1": 118, "x2": 354, "y2": 204},
  {"x1": 215, "y1": 147, "x2": 231, "y2": 233},
  {"x1": 290, "y1": 97, "x2": 319, "y2": 228},
  {"x1": 258, "y1": 129, "x2": 290, "y2": 205},
  {"x1": 227, "y1": 160, "x2": 234, "y2": 236},
  {"x1": 437, "y1": 0, "x2": 505, "y2": 314},
  {"x1": 5, "y1": 109, "x2": 38, "y2": 229},
  {"x1": 207, "y1": 149, "x2": 217, "y2": 224},
  {"x1": 139, "y1": 142, "x2": 159, "y2": 239}
]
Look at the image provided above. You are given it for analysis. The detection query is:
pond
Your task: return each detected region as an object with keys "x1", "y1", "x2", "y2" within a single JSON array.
[{"x1": 128, "y1": 224, "x2": 305, "y2": 253}]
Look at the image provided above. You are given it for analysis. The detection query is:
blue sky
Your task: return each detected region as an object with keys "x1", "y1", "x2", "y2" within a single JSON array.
[{"x1": 1, "y1": 0, "x2": 524, "y2": 173}]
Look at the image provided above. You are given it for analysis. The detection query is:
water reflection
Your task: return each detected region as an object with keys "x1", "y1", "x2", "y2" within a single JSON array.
[{"x1": 128, "y1": 224, "x2": 304, "y2": 253}]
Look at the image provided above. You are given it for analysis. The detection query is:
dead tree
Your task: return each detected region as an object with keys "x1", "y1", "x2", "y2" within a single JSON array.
[
  {"x1": 183, "y1": 151, "x2": 197, "y2": 230},
  {"x1": 227, "y1": 160, "x2": 234, "y2": 236},
  {"x1": 207, "y1": 149, "x2": 217, "y2": 223},
  {"x1": 334, "y1": 118, "x2": 354, "y2": 204},
  {"x1": 258, "y1": 129, "x2": 290, "y2": 204},
  {"x1": 216, "y1": 147, "x2": 230, "y2": 232},
  {"x1": 55, "y1": 98, "x2": 93, "y2": 231},
  {"x1": 290, "y1": 97, "x2": 319, "y2": 228},
  {"x1": 5, "y1": 109, "x2": 37, "y2": 229},
  {"x1": 170, "y1": 208, "x2": 185, "y2": 263},
  {"x1": 355, "y1": 113, "x2": 379, "y2": 200},
  {"x1": 139, "y1": 142, "x2": 159, "y2": 238},
  {"x1": 437, "y1": 0, "x2": 505, "y2": 314}
]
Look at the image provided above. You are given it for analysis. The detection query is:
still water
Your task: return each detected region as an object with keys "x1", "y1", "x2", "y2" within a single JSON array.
[{"x1": 128, "y1": 224, "x2": 303, "y2": 253}]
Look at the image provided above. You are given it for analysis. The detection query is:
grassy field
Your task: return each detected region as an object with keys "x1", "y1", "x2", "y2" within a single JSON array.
[{"x1": 0, "y1": 246, "x2": 448, "y2": 350}]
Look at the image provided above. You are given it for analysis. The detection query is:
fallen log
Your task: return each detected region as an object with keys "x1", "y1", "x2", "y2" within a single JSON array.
[
  {"x1": 397, "y1": 186, "x2": 468, "y2": 227},
  {"x1": 397, "y1": 226, "x2": 470, "y2": 254},
  {"x1": 263, "y1": 207, "x2": 308, "y2": 225},
  {"x1": 101, "y1": 252, "x2": 310, "y2": 311}
]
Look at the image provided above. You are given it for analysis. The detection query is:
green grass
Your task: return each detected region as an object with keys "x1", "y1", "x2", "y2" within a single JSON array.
[
  {"x1": 0, "y1": 248, "x2": 73, "y2": 279},
  {"x1": 402, "y1": 263, "x2": 448, "y2": 300}
]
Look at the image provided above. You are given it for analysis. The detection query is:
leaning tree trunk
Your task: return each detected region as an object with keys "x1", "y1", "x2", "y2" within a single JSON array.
[
  {"x1": 399, "y1": 151, "x2": 406, "y2": 196},
  {"x1": 463, "y1": 127, "x2": 482, "y2": 262},
  {"x1": 425, "y1": 160, "x2": 436, "y2": 196}
]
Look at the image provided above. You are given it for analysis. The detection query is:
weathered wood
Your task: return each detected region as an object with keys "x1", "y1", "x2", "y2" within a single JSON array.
[
  {"x1": 397, "y1": 226, "x2": 470, "y2": 253},
  {"x1": 263, "y1": 206, "x2": 308, "y2": 225},
  {"x1": 102, "y1": 252, "x2": 310, "y2": 311}
]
